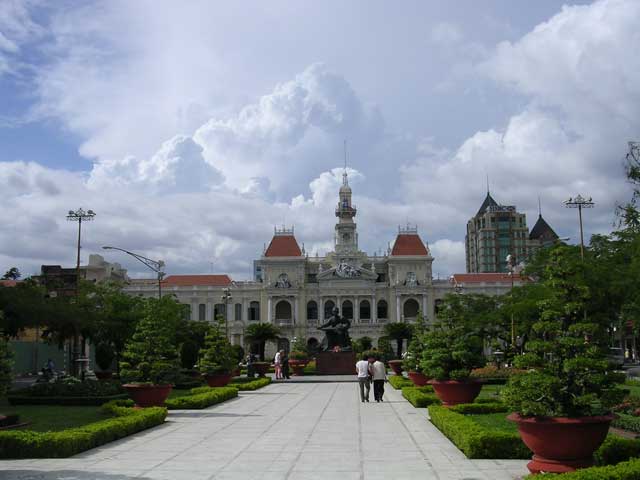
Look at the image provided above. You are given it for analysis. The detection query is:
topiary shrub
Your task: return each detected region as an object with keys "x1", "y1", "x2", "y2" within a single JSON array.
[
  {"x1": 180, "y1": 340, "x2": 199, "y2": 370},
  {"x1": 95, "y1": 343, "x2": 115, "y2": 371},
  {"x1": 198, "y1": 317, "x2": 236, "y2": 375}
]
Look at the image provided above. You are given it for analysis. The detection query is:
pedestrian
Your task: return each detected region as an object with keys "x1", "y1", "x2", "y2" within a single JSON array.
[
  {"x1": 281, "y1": 351, "x2": 290, "y2": 379},
  {"x1": 274, "y1": 350, "x2": 282, "y2": 379},
  {"x1": 371, "y1": 355, "x2": 387, "y2": 402},
  {"x1": 246, "y1": 353, "x2": 255, "y2": 378},
  {"x1": 355, "y1": 354, "x2": 371, "y2": 402}
]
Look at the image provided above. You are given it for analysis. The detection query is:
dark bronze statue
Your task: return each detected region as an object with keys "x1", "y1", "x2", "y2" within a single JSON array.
[{"x1": 318, "y1": 307, "x2": 351, "y2": 351}]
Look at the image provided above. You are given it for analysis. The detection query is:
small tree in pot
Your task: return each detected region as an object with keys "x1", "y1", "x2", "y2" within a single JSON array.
[
  {"x1": 419, "y1": 306, "x2": 485, "y2": 405},
  {"x1": 94, "y1": 342, "x2": 116, "y2": 379},
  {"x1": 198, "y1": 316, "x2": 236, "y2": 387},
  {"x1": 503, "y1": 246, "x2": 625, "y2": 474},
  {"x1": 289, "y1": 336, "x2": 309, "y2": 376},
  {"x1": 402, "y1": 312, "x2": 429, "y2": 386},
  {"x1": 119, "y1": 297, "x2": 180, "y2": 407}
]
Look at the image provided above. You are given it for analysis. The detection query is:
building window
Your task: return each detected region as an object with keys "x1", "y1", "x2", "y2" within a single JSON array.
[
  {"x1": 307, "y1": 301, "x2": 318, "y2": 320},
  {"x1": 403, "y1": 298, "x2": 420, "y2": 319},
  {"x1": 234, "y1": 303, "x2": 242, "y2": 322},
  {"x1": 377, "y1": 300, "x2": 388, "y2": 319},
  {"x1": 249, "y1": 301, "x2": 260, "y2": 321},
  {"x1": 360, "y1": 300, "x2": 371, "y2": 320},
  {"x1": 324, "y1": 300, "x2": 335, "y2": 319},
  {"x1": 198, "y1": 303, "x2": 206, "y2": 321},
  {"x1": 342, "y1": 300, "x2": 353, "y2": 319},
  {"x1": 307, "y1": 273, "x2": 317, "y2": 283},
  {"x1": 275, "y1": 300, "x2": 292, "y2": 322},
  {"x1": 376, "y1": 273, "x2": 386, "y2": 283},
  {"x1": 214, "y1": 304, "x2": 225, "y2": 320}
]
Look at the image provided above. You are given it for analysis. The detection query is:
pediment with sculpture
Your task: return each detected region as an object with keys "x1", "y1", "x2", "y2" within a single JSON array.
[{"x1": 316, "y1": 259, "x2": 378, "y2": 281}]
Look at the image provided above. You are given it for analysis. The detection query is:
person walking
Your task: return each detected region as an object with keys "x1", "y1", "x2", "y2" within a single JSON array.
[
  {"x1": 274, "y1": 350, "x2": 282, "y2": 379},
  {"x1": 355, "y1": 354, "x2": 371, "y2": 402},
  {"x1": 371, "y1": 355, "x2": 387, "y2": 402},
  {"x1": 281, "y1": 351, "x2": 291, "y2": 380}
]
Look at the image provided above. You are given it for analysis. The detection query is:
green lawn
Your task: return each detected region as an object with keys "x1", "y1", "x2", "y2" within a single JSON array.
[
  {"x1": 0, "y1": 399, "x2": 111, "y2": 432},
  {"x1": 477, "y1": 384, "x2": 503, "y2": 401},
  {"x1": 466, "y1": 412, "x2": 516, "y2": 433},
  {"x1": 167, "y1": 388, "x2": 193, "y2": 399},
  {"x1": 625, "y1": 380, "x2": 640, "y2": 398}
]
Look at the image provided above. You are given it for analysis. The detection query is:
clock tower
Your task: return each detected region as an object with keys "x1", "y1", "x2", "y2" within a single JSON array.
[{"x1": 334, "y1": 169, "x2": 358, "y2": 256}]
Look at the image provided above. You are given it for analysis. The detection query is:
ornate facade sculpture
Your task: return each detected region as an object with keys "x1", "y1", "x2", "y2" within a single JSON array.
[{"x1": 275, "y1": 273, "x2": 291, "y2": 288}]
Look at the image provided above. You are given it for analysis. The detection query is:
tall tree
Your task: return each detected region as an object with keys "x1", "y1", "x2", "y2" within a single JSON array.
[
  {"x1": 245, "y1": 323, "x2": 280, "y2": 361},
  {"x1": 1, "y1": 267, "x2": 21, "y2": 280}
]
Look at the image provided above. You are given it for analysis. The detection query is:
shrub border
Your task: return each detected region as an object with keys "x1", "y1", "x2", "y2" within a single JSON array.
[
  {"x1": 230, "y1": 377, "x2": 271, "y2": 391},
  {"x1": 388, "y1": 376, "x2": 413, "y2": 390},
  {"x1": 532, "y1": 458, "x2": 640, "y2": 479},
  {"x1": 401, "y1": 386, "x2": 440, "y2": 408},
  {"x1": 0, "y1": 399, "x2": 167, "y2": 458},
  {"x1": 7, "y1": 394, "x2": 129, "y2": 406},
  {"x1": 165, "y1": 386, "x2": 238, "y2": 409}
]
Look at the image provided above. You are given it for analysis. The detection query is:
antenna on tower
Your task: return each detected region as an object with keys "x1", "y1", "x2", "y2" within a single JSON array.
[
  {"x1": 342, "y1": 139, "x2": 348, "y2": 186},
  {"x1": 486, "y1": 173, "x2": 490, "y2": 194},
  {"x1": 538, "y1": 195, "x2": 542, "y2": 216}
]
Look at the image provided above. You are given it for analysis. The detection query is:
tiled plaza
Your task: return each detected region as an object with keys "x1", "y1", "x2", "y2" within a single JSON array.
[{"x1": 0, "y1": 382, "x2": 528, "y2": 479}]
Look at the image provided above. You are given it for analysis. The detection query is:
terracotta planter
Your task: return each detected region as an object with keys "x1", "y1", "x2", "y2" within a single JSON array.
[
  {"x1": 205, "y1": 372, "x2": 233, "y2": 387},
  {"x1": 232, "y1": 367, "x2": 241, "y2": 377},
  {"x1": 123, "y1": 384, "x2": 172, "y2": 408},
  {"x1": 428, "y1": 380, "x2": 482, "y2": 406},
  {"x1": 407, "y1": 371, "x2": 429, "y2": 387},
  {"x1": 388, "y1": 360, "x2": 404, "y2": 376},
  {"x1": 507, "y1": 413, "x2": 615, "y2": 474},
  {"x1": 289, "y1": 359, "x2": 308, "y2": 376},
  {"x1": 94, "y1": 371, "x2": 113, "y2": 380},
  {"x1": 253, "y1": 362, "x2": 270, "y2": 377}
]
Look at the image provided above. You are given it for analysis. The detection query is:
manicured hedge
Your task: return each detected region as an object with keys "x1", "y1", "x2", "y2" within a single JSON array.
[
  {"x1": 230, "y1": 378, "x2": 271, "y2": 391},
  {"x1": 594, "y1": 436, "x2": 640, "y2": 467},
  {"x1": 388, "y1": 376, "x2": 413, "y2": 390},
  {"x1": 448, "y1": 402, "x2": 507, "y2": 414},
  {"x1": 402, "y1": 386, "x2": 440, "y2": 408},
  {"x1": 0, "y1": 399, "x2": 167, "y2": 458},
  {"x1": 7, "y1": 394, "x2": 129, "y2": 406},
  {"x1": 612, "y1": 413, "x2": 640, "y2": 433},
  {"x1": 429, "y1": 405, "x2": 530, "y2": 459},
  {"x1": 165, "y1": 386, "x2": 238, "y2": 409},
  {"x1": 533, "y1": 458, "x2": 640, "y2": 479}
]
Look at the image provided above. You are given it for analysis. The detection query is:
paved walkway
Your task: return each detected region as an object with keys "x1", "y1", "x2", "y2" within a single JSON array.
[{"x1": 0, "y1": 383, "x2": 528, "y2": 479}]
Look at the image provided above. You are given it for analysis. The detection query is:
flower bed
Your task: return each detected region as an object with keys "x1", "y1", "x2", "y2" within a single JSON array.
[
  {"x1": 165, "y1": 386, "x2": 238, "y2": 409},
  {"x1": 470, "y1": 366, "x2": 524, "y2": 385},
  {"x1": 388, "y1": 376, "x2": 413, "y2": 390},
  {"x1": 0, "y1": 399, "x2": 167, "y2": 458},
  {"x1": 612, "y1": 413, "x2": 640, "y2": 433}
]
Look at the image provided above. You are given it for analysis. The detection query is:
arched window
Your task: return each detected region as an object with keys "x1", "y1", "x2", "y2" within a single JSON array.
[
  {"x1": 249, "y1": 301, "x2": 260, "y2": 321},
  {"x1": 214, "y1": 304, "x2": 225, "y2": 320},
  {"x1": 198, "y1": 303, "x2": 206, "y2": 321},
  {"x1": 324, "y1": 300, "x2": 335, "y2": 319},
  {"x1": 234, "y1": 303, "x2": 242, "y2": 321},
  {"x1": 403, "y1": 298, "x2": 420, "y2": 319},
  {"x1": 359, "y1": 300, "x2": 371, "y2": 320},
  {"x1": 342, "y1": 300, "x2": 353, "y2": 319},
  {"x1": 377, "y1": 300, "x2": 388, "y2": 319},
  {"x1": 307, "y1": 301, "x2": 318, "y2": 320},
  {"x1": 275, "y1": 300, "x2": 292, "y2": 323}
]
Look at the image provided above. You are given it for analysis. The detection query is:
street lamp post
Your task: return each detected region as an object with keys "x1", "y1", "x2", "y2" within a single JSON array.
[
  {"x1": 564, "y1": 194, "x2": 595, "y2": 262},
  {"x1": 221, "y1": 288, "x2": 233, "y2": 340},
  {"x1": 506, "y1": 254, "x2": 515, "y2": 348},
  {"x1": 66, "y1": 208, "x2": 96, "y2": 377},
  {"x1": 102, "y1": 246, "x2": 165, "y2": 298}
]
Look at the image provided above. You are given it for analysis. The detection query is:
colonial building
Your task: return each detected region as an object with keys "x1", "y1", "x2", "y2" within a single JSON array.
[
  {"x1": 465, "y1": 192, "x2": 558, "y2": 273},
  {"x1": 125, "y1": 171, "x2": 524, "y2": 351}
]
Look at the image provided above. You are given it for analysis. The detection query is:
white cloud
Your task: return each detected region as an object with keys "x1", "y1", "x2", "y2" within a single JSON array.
[{"x1": 0, "y1": 0, "x2": 42, "y2": 76}]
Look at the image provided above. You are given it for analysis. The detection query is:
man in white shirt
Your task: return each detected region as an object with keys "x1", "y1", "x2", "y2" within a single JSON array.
[
  {"x1": 355, "y1": 354, "x2": 371, "y2": 402},
  {"x1": 370, "y1": 356, "x2": 387, "y2": 402}
]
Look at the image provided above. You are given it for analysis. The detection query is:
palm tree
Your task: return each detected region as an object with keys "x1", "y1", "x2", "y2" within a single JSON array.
[
  {"x1": 384, "y1": 322, "x2": 414, "y2": 359},
  {"x1": 245, "y1": 323, "x2": 280, "y2": 361}
]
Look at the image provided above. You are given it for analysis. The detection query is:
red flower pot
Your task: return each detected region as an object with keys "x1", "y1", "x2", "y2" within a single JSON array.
[
  {"x1": 95, "y1": 371, "x2": 113, "y2": 380},
  {"x1": 407, "y1": 371, "x2": 429, "y2": 386},
  {"x1": 205, "y1": 372, "x2": 233, "y2": 387},
  {"x1": 289, "y1": 360, "x2": 307, "y2": 376},
  {"x1": 428, "y1": 380, "x2": 482, "y2": 406},
  {"x1": 507, "y1": 413, "x2": 615, "y2": 474},
  {"x1": 253, "y1": 362, "x2": 270, "y2": 377},
  {"x1": 232, "y1": 367, "x2": 241, "y2": 377},
  {"x1": 123, "y1": 384, "x2": 173, "y2": 408},
  {"x1": 388, "y1": 360, "x2": 403, "y2": 376}
]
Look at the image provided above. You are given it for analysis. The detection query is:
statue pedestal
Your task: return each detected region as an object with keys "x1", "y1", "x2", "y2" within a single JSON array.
[{"x1": 316, "y1": 351, "x2": 357, "y2": 375}]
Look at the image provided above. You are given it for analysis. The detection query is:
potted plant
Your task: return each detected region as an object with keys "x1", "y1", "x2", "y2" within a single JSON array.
[
  {"x1": 288, "y1": 336, "x2": 309, "y2": 376},
  {"x1": 198, "y1": 317, "x2": 236, "y2": 387},
  {"x1": 119, "y1": 298, "x2": 180, "y2": 407},
  {"x1": 402, "y1": 313, "x2": 429, "y2": 386},
  {"x1": 420, "y1": 318, "x2": 485, "y2": 406},
  {"x1": 503, "y1": 247, "x2": 625, "y2": 474},
  {"x1": 230, "y1": 344, "x2": 244, "y2": 377},
  {"x1": 94, "y1": 342, "x2": 115, "y2": 380}
]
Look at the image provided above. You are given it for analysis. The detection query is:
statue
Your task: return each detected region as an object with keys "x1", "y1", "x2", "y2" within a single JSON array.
[{"x1": 318, "y1": 307, "x2": 352, "y2": 351}]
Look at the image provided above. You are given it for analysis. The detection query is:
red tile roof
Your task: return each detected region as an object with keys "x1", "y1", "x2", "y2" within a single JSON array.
[
  {"x1": 451, "y1": 273, "x2": 525, "y2": 284},
  {"x1": 264, "y1": 235, "x2": 302, "y2": 257},
  {"x1": 0, "y1": 280, "x2": 18, "y2": 287},
  {"x1": 162, "y1": 275, "x2": 232, "y2": 286},
  {"x1": 390, "y1": 234, "x2": 429, "y2": 256}
]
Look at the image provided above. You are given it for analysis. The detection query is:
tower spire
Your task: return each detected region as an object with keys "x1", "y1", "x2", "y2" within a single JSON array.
[
  {"x1": 343, "y1": 139, "x2": 348, "y2": 186},
  {"x1": 486, "y1": 173, "x2": 490, "y2": 194},
  {"x1": 538, "y1": 195, "x2": 542, "y2": 216}
]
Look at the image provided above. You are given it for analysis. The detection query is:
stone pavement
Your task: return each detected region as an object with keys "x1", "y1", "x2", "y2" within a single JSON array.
[{"x1": 0, "y1": 382, "x2": 528, "y2": 479}]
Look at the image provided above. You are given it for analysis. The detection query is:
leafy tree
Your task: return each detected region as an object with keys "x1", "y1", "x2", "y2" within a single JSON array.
[
  {"x1": 0, "y1": 312, "x2": 13, "y2": 396},
  {"x1": 403, "y1": 311, "x2": 428, "y2": 372},
  {"x1": 1, "y1": 267, "x2": 20, "y2": 280},
  {"x1": 353, "y1": 336, "x2": 372, "y2": 353},
  {"x1": 119, "y1": 297, "x2": 180, "y2": 384},
  {"x1": 245, "y1": 323, "x2": 280, "y2": 361},
  {"x1": 198, "y1": 316, "x2": 235, "y2": 374},
  {"x1": 383, "y1": 322, "x2": 414, "y2": 359}
]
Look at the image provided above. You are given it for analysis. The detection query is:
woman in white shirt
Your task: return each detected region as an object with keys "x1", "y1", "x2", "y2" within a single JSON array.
[{"x1": 274, "y1": 350, "x2": 282, "y2": 379}]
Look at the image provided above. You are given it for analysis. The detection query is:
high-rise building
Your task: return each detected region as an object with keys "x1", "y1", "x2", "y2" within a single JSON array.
[{"x1": 465, "y1": 192, "x2": 559, "y2": 273}]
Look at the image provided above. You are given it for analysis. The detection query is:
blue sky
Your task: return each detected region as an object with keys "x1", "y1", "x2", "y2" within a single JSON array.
[{"x1": 0, "y1": 0, "x2": 637, "y2": 279}]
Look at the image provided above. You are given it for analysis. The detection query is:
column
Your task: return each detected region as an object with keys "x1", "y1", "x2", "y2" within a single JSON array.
[
  {"x1": 320, "y1": 298, "x2": 325, "y2": 322},
  {"x1": 267, "y1": 297, "x2": 272, "y2": 323},
  {"x1": 206, "y1": 302, "x2": 213, "y2": 322},
  {"x1": 293, "y1": 296, "x2": 299, "y2": 325},
  {"x1": 228, "y1": 301, "x2": 234, "y2": 322},
  {"x1": 191, "y1": 301, "x2": 198, "y2": 321},
  {"x1": 354, "y1": 296, "x2": 359, "y2": 324},
  {"x1": 372, "y1": 294, "x2": 377, "y2": 323},
  {"x1": 422, "y1": 294, "x2": 428, "y2": 320},
  {"x1": 242, "y1": 298, "x2": 247, "y2": 323},
  {"x1": 396, "y1": 295, "x2": 401, "y2": 322},
  {"x1": 337, "y1": 295, "x2": 342, "y2": 314}
]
